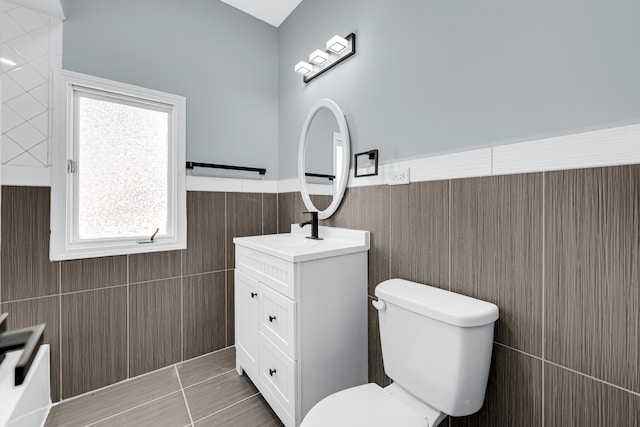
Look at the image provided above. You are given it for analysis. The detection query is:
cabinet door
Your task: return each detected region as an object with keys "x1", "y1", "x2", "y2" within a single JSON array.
[
  {"x1": 259, "y1": 283, "x2": 296, "y2": 360},
  {"x1": 235, "y1": 270, "x2": 260, "y2": 378}
]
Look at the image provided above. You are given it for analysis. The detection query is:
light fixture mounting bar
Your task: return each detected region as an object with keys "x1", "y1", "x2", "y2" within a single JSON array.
[{"x1": 303, "y1": 33, "x2": 356, "y2": 84}]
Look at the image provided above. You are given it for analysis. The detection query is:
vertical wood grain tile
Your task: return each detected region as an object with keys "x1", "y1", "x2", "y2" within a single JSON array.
[
  {"x1": 277, "y1": 192, "x2": 306, "y2": 234},
  {"x1": 129, "y1": 279, "x2": 182, "y2": 376},
  {"x1": 227, "y1": 270, "x2": 235, "y2": 346},
  {"x1": 451, "y1": 345, "x2": 542, "y2": 426},
  {"x1": 61, "y1": 256, "x2": 127, "y2": 293},
  {"x1": 128, "y1": 250, "x2": 181, "y2": 283},
  {"x1": 368, "y1": 296, "x2": 390, "y2": 387},
  {"x1": 310, "y1": 194, "x2": 332, "y2": 212},
  {"x1": 263, "y1": 193, "x2": 278, "y2": 235},
  {"x1": 390, "y1": 181, "x2": 449, "y2": 290},
  {"x1": 1, "y1": 296, "x2": 61, "y2": 402},
  {"x1": 545, "y1": 165, "x2": 640, "y2": 392},
  {"x1": 451, "y1": 174, "x2": 543, "y2": 356},
  {"x1": 227, "y1": 193, "x2": 262, "y2": 269},
  {"x1": 1, "y1": 186, "x2": 58, "y2": 301},
  {"x1": 544, "y1": 363, "x2": 640, "y2": 426},
  {"x1": 183, "y1": 272, "x2": 226, "y2": 359},
  {"x1": 322, "y1": 187, "x2": 350, "y2": 228},
  {"x1": 183, "y1": 191, "x2": 226, "y2": 275},
  {"x1": 350, "y1": 186, "x2": 390, "y2": 295},
  {"x1": 61, "y1": 287, "x2": 127, "y2": 399}
]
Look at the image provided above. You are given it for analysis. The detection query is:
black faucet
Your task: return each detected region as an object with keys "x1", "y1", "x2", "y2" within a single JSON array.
[{"x1": 299, "y1": 211, "x2": 322, "y2": 240}]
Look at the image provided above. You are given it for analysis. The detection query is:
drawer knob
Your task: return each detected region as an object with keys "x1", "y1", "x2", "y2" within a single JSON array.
[
  {"x1": 269, "y1": 368, "x2": 277, "y2": 377},
  {"x1": 269, "y1": 315, "x2": 276, "y2": 323},
  {"x1": 250, "y1": 292, "x2": 257, "y2": 298}
]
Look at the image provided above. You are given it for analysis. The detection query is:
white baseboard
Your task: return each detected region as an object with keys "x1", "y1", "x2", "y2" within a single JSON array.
[
  {"x1": 277, "y1": 178, "x2": 333, "y2": 195},
  {"x1": 185, "y1": 175, "x2": 278, "y2": 193},
  {"x1": 2, "y1": 166, "x2": 52, "y2": 187},
  {"x1": 277, "y1": 178, "x2": 299, "y2": 193},
  {"x1": 3, "y1": 123, "x2": 640, "y2": 191},
  {"x1": 492, "y1": 124, "x2": 640, "y2": 175},
  {"x1": 347, "y1": 148, "x2": 493, "y2": 188}
]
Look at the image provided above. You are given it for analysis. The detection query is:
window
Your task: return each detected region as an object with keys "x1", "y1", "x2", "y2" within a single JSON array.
[{"x1": 51, "y1": 70, "x2": 186, "y2": 260}]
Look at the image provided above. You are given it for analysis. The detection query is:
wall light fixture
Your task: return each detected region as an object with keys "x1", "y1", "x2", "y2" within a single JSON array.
[
  {"x1": 326, "y1": 35, "x2": 348, "y2": 53},
  {"x1": 294, "y1": 33, "x2": 356, "y2": 84},
  {"x1": 295, "y1": 61, "x2": 314, "y2": 75},
  {"x1": 309, "y1": 49, "x2": 329, "y2": 65}
]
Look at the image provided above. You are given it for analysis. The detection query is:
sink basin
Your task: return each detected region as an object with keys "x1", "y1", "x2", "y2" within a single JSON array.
[
  {"x1": 262, "y1": 235, "x2": 320, "y2": 249},
  {"x1": 233, "y1": 225, "x2": 370, "y2": 262}
]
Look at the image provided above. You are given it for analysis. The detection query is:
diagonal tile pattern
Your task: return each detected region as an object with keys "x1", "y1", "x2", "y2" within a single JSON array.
[{"x1": 0, "y1": 1, "x2": 62, "y2": 167}]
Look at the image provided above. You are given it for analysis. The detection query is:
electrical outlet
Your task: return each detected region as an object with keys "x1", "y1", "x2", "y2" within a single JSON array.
[{"x1": 390, "y1": 168, "x2": 410, "y2": 185}]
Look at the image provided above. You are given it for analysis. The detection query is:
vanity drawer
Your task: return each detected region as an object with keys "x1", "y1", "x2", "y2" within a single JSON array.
[
  {"x1": 236, "y1": 246, "x2": 296, "y2": 299},
  {"x1": 259, "y1": 332, "x2": 296, "y2": 418},
  {"x1": 259, "y1": 283, "x2": 296, "y2": 360}
]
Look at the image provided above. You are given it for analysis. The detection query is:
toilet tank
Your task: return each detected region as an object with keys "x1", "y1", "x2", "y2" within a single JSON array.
[{"x1": 375, "y1": 279, "x2": 499, "y2": 417}]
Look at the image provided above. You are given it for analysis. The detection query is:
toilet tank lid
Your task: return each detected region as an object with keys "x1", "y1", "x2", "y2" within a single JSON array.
[{"x1": 375, "y1": 279, "x2": 499, "y2": 327}]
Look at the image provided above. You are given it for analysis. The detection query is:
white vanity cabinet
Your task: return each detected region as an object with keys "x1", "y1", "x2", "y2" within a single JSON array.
[{"x1": 234, "y1": 226, "x2": 369, "y2": 427}]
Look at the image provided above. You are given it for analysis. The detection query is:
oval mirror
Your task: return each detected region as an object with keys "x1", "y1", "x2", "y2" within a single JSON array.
[{"x1": 298, "y1": 99, "x2": 350, "y2": 220}]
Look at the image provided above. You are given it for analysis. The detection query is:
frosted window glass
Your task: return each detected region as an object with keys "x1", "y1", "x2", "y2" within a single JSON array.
[{"x1": 77, "y1": 96, "x2": 169, "y2": 240}]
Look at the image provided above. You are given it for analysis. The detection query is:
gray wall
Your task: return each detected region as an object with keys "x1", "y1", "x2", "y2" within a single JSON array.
[
  {"x1": 278, "y1": 0, "x2": 640, "y2": 178},
  {"x1": 63, "y1": 0, "x2": 279, "y2": 179},
  {"x1": 305, "y1": 107, "x2": 338, "y2": 176}
]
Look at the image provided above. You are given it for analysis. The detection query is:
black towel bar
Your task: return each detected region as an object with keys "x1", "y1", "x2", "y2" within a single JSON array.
[
  {"x1": 305, "y1": 172, "x2": 335, "y2": 181},
  {"x1": 186, "y1": 162, "x2": 266, "y2": 175}
]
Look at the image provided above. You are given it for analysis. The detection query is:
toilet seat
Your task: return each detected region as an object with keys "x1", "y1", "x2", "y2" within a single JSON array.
[{"x1": 300, "y1": 383, "x2": 429, "y2": 427}]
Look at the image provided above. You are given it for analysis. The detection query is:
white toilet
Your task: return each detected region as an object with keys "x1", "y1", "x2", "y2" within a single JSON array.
[{"x1": 301, "y1": 278, "x2": 499, "y2": 427}]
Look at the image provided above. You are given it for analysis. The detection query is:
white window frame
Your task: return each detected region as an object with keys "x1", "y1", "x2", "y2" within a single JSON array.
[{"x1": 51, "y1": 70, "x2": 186, "y2": 260}]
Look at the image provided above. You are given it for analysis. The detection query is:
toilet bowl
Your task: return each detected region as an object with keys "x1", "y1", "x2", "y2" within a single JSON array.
[
  {"x1": 301, "y1": 279, "x2": 499, "y2": 427},
  {"x1": 301, "y1": 383, "x2": 446, "y2": 427}
]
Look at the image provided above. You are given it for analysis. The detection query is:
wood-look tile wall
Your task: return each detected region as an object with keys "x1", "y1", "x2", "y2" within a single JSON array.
[
  {"x1": 0, "y1": 187, "x2": 276, "y2": 402},
  {"x1": 2, "y1": 164, "x2": 638, "y2": 422},
  {"x1": 279, "y1": 163, "x2": 640, "y2": 425}
]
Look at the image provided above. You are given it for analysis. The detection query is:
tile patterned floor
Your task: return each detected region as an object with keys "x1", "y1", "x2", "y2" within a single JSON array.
[{"x1": 45, "y1": 347, "x2": 283, "y2": 427}]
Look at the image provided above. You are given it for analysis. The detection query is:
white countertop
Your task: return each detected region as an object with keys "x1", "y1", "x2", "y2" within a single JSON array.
[
  {"x1": 0, "y1": 345, "x2": 51, "y2": 427},
  {"x1": 233, "y1": 225, "x2": 370, "y2": 262}
]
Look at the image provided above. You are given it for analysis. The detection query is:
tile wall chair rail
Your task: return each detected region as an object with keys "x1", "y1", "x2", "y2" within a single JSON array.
[{"x1": 4, "y1": 122, "x2": 640, "y2": 191}]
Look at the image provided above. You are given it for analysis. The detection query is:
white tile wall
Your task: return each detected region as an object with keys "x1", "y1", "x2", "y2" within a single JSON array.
[{"x1": 0, "y1": 0, "x2": 62, "y2": 167}]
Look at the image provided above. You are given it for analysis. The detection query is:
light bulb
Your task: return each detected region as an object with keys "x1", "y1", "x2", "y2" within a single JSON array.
[
  {"x1": 326, "y1": 35, "x2": 348, "y2": 54},
  {"x1": 309, "y1": 49, "x2": 329, "y2": 65},
  {"x1": 294, "y1": 61, "x2": 313, "y2": 75}
]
